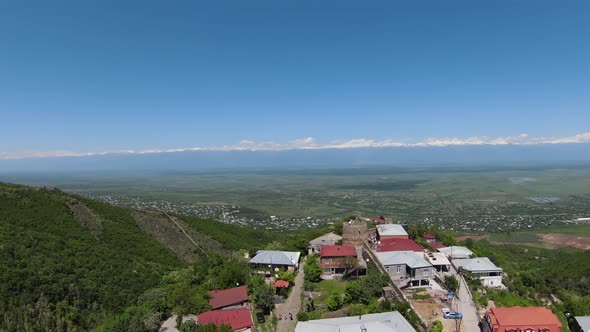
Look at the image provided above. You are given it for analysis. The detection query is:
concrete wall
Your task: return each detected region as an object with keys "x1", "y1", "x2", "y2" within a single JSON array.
[
  {"x1": 480, "y1": 275, "x2": 503, "y2": 288},
  {"x1": 384, "y1": 264, "x2": 407, "y2": 279},
  {"x1": 412, "y1": 266, "x2": 435, "y2": 279}
]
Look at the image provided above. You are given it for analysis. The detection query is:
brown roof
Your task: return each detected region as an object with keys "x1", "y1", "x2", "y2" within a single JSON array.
[
  {"x1": 321, "y1": 245, "x2": 357, "y2": 257},
  {"x1": 208, "y1": 285, "x2": 248, "y2": 310},
  {"x1": 486, "y1": 306, "x2": 562, "y2": 331}
]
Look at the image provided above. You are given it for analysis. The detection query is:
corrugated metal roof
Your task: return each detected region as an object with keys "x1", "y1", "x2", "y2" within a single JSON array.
[
  {"x1": 295, "y1": 311, "x2": 416, "y2": 332},
  {"x1": 375, "y1": 251, "x2": 432, "y2": 269},
  {"x1": 377, "y1": 224, "x2": 408, "y2": 237},
  {"x1": 249, "y1": 250, "x2": 300, "y2": 266},
  {"x1": 453, "y1": 257, "x2": 502, "y2": 272}
]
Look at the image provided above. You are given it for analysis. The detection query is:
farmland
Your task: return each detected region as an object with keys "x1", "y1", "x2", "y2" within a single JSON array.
[{"x1": 3, "y1": 163, "x2": 590, "y2": 232}]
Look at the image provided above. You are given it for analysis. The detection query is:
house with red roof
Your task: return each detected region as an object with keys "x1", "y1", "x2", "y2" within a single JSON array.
[
  {"x1": 423, "y1": 233, "x2": 436, "y2": 243},
  {"x1": 197, "y1": 308, "x2": 254, "y2": 332},
  {"x1": 377, "y1": 238, "x2": 424, "y2": 253},
  {"x1": 320, "y1": 245, "x2": 358, "y2": 275},
  {"x1": 482, "y1": 306, "x2": 562, "y2": 332},
  {"x1": 208, "y1": 285, "x2": 248, "y2": 310}
]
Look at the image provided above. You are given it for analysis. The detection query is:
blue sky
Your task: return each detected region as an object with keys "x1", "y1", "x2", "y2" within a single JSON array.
[{"x1": 1, "y1": 1, "x2": 589, "y2": 157}]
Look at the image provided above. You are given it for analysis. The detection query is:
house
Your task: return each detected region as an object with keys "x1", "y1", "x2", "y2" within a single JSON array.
[
  {"x1": 376, "y1": 251, "x2": 435, "y2": 287},
  {"x1": 437, "y1": 246, "x2": 473, "y2": 260},
  {"x1": 429, "y1": 241, "x2": 447, "y2": 250},
  {"x1": 295, "y1": 311, "x2": 416, "y2": 332},
  {"x1": 308, "y1": 232, "x2": 343, "y2": 255},
  {"x1": 423, "y1": 233, "x2": 436, "y2": 243},
  {"x1": 565, "y1": 312, "x2": 590, "y2": 332},
  {"x1": 424, "y1": 252, "x2": 451, "y2": 272},
  {"x1": 320, "y1": 245, "x2": 357, "y2": 275},
  {"x1": 376, "y1": 224, "x2": 408, "y2": 240},
  {"x1": 481, "y1": 306, "x2": 562, "y2": 332},
  {"x1": 208, "y1": 285, "x2": 248, "y2": 310},
  {"x1": 249, "y1": 250, "x2": 301, "y2": 272},
  {"x1": 377, "y1": 238, "x2": 424, "y2": 253},
  {"x1": 197, "y1": 308, "x2": 254, "y2": 332},
  {"x1": 372, "y1": 217, "x2": 386, "y2": 223},
  {"x1": 453, "y1": 257, "x2": 503, "y2": 288}
]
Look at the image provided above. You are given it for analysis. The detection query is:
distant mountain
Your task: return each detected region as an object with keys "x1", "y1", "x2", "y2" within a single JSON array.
[{"x1": 1, "y1": 144, "x2": 590, "y2": 172}]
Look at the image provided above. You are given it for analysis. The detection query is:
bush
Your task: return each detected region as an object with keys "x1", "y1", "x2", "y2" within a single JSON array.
[
  {"x1": 326, "y1": 294, "x2": 343, "y2": 311},
  {"x1": 430, "y1": 320, "x2": 443, "y2": 332}
]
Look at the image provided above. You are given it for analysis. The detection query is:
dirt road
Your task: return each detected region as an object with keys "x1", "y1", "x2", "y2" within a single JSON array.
[{"x1": 276, "y1": 258, "x2": 305, "y2": 332}]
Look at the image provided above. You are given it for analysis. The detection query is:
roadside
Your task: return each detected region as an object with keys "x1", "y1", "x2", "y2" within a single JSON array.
[
  {"x1": 276, "y1": 258, "x2": 306, "y2": 332},
  {"x1": 451, "y1": 267, "x2": 480, "y2": 332}
]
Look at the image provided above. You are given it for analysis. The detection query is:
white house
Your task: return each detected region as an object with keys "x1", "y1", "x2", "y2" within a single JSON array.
[
  {"x1": 437, "y1": 246, "x2": 473, "y2": 260},
  {"x1": 453, "y1": 257, "x2": 504, "y2": 288},
  {"x1": 249, "y1": 250, "x2": 301, "y2": 272},
  {"x1": 376, "y1": 251, "x2": 435, "y2": 287},
  {"x1": 308, "y1": 232, "x2": 343, "y2": 255},
  {"x1": 376, "y1": 224, "x2": 409, "y2": 240}
]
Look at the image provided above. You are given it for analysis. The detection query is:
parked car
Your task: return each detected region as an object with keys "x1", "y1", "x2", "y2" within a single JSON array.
[
  {"x1": 256, "y1": 312, "x2": 265, "y2": 323},
  {"x1": 443, "y1": 311, "x2": 463, "y2": 319}
]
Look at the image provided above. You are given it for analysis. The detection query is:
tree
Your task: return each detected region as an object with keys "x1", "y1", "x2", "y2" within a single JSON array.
[
  {"x1": 304, "y1": 256, "x2": 322, "y2": 284},
  {"x1": 253, "y1": 285, "x2": 274, "y2": 312},
  {"x1": 444, "y1": 275, "x2": 458, "y2": 292},
  {"x1": 341, "y1": 256, "x2": 358, "y2": 276},
  {"x1": 326, "y1": 294, "x2": 343, "y2": 311}
]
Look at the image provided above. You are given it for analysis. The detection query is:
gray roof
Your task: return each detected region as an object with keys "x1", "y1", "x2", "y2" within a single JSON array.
[
  {"x1": 309, "y1": 232, "x2": 343, "y2": 246},
  {"x1": 376, "y1": 251, "x2": 432, "y2": 269},
  {"x1": 452, "y1": 257, "x2": 502, "y2": 273},
  {"x1": 295, "y1": 311, "x2": 416, "y2": 332},
  {"x1": 249, "y1": 250, "x2": 301, "y2": 267},
  {"x1": 377, "y1": 224, "x2": 408, "y2": 237},
  {"x1": 576, "y1": 316, "x2": 590, "y2": 332},
  {"x1": 438, "y1": 246, "x2": 473, "y2": 257}
]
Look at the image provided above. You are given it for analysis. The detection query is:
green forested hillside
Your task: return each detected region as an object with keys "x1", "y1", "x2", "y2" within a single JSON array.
[
  {"x1": 0, "y1": 183, "x2": 185, "y2": 331},
  {"x1": 467, "y1": 239, "x2": 590, "y2": 321}
]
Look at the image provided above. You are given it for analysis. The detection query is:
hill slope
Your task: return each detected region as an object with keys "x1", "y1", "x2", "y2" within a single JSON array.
[{"x1": 0, "y1": 183, "x2": 192, "y2": 331}]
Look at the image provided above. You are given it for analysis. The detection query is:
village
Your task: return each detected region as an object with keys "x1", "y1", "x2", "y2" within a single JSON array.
[{"x1": 159, "y1": 217, "x2": 575, "y2": 332}]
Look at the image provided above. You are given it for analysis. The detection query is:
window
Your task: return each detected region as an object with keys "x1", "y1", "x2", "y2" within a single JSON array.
[
  {"x1": 396, "y1": 266, "x2": 401, "y2": 273},
  {"x1": 422, "y1": 269, "x2": 429, "y2": 277}
]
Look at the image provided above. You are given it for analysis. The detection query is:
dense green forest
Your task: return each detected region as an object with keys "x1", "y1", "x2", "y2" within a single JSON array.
[
  {"x1": 0, "y1": 183, "x2": 186, "y2": 330},
  {"x1": 0, "y1": 183, "x2": 320, "y2": 331}
]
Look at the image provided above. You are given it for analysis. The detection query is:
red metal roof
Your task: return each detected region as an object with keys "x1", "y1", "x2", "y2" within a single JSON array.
[
  {"x1": 486, "y1": 306, "x2": 562, "y2": 331},
  {"x1": 423, "y1": 233, "x2": 435, "y2": 239},
  {"x1": 275, "y1": 280, "x2": 290, "y2": 288},
  {"x1": 208, "y1": 285, "x2": 248, "y2": 310},
  {"x1": 197, "y1": 308, "x2": 253, "y2": 330},
  {"x1": 377, "y1": 239, "x2": 423, "y2": 252},
  {"x1": 321, "y1": 245, "x2": 357, "y2": 257},
  {"x1": 372, "y1": 217, "x2": 386, "y2": 222}
]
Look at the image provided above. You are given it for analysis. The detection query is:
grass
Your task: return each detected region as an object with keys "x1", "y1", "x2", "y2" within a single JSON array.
[
  {"x1": 476, "y1": 289, "x2": 537, "y2": 308},
  {"x1": 315, "y1": 280, "x2": 348, "y2": 304},
  {"x1": 488, "y1": 232, "x2": 541, "y2": 243},
  {"x1": 532, "y1": 223, "x2": 590, "y2": 237}
]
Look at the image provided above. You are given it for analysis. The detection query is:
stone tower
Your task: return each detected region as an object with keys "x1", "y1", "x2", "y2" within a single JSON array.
[{"x1": 342, "y1": 219, "x2": 368, "y2": 248}]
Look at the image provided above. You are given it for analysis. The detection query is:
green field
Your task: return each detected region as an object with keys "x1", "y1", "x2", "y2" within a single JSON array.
[{"x1": 3, "y1": 163, "x2": 590, "y2": 232}]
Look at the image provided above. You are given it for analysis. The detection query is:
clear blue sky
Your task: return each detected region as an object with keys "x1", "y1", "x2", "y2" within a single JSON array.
[{"x1": 1, "y1": 0, "x2": 589, "y2": 153}]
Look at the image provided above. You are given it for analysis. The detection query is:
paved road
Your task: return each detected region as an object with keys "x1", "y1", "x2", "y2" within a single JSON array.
[
  {"x1": 276, "y1": 258, "x2": 306, "y2": 332},
  {"x1": 451, "y1": 268, "x2": 480, "y2": 332}
]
